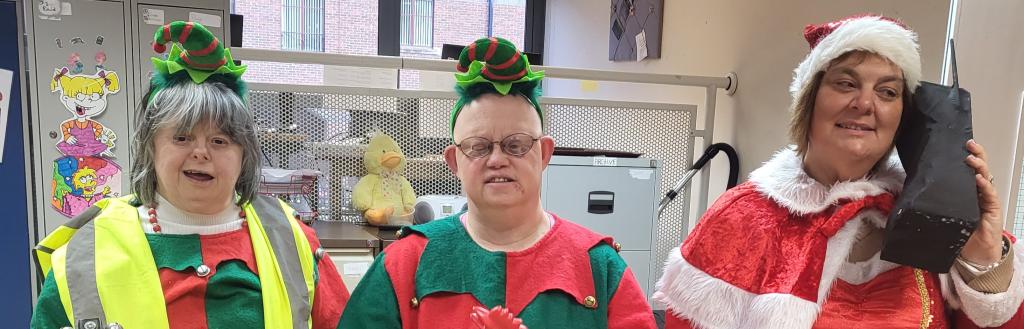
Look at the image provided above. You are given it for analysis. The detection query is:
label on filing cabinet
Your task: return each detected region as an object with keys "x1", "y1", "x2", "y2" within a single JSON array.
[
  {"x1": 343, "y1": 262, "x2": 370, "y2": 276},
  {"x1": 593, "y1": 157, "x2": 617, "y2": 167},
  {"x1": 629, "y1": 169, "x2": 653, "y2": 180}
]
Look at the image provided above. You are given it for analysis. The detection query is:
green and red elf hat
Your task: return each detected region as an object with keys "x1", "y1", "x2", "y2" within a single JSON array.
[
  {"x1": 450, "y1": 37, "x2": 544, "y2": 139},
  {"x1": 148, "y1": 21, "x2": 246, "y2": 102}
]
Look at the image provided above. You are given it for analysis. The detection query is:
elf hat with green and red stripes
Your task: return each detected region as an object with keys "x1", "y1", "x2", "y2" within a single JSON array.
[
  {"x1": 149, "y1": 21, "x2": 246, "y2": 99},
  {"x1": 450, "y1": 37, "x2": 544, "y2": 138}
]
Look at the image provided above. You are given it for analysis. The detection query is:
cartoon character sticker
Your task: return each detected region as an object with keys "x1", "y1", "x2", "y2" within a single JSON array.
[
  {"x1": 49, "y1": 65, "x2": 122, "y2": 217},
  {"x1": 50, "y1": 67, "x2": 119, "y2": 157},
  {"x1": 94, "y1": 51, "x2": 106, "y2": 71},
  {"x1": 50, "y1": 156, "x2": 121, "y2": 217},
  {"x1": 67, "y1": 52, "x2": 83, "y2": 74}
]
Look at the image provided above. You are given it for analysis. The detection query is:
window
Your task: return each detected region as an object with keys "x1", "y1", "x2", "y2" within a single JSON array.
[
  {"x1": 401, "y1": 0, "x2": 434, "y2": 47},
  {"x1": 283, "y1": 0, "x2": 325, "y2": 52},
  {"x1": 234, "y1": 0, "x2": 538, "y2": 86},
  {"x1": 398, "y1": 0, "x2": 527, "y2": 89},
  {"x1": 1015, "y1": 160, "x2": 1024, "y2": 239}
]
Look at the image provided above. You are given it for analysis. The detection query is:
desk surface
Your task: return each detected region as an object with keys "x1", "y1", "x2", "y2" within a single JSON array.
[{"x1": 312, "y1": 220, "x2": 381, "y2": 249}]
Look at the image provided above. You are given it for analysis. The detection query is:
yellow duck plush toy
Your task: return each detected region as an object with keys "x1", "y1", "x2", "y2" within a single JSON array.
[{"x1": 353, "y1": 133, "x2": 417, "y2": 226}]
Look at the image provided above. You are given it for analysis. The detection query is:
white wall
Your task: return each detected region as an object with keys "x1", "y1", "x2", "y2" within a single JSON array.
[
  {"x1": 545, "y1": 0, "x2": 950, "y2": 230},
  {"x1": 951, "y1": 0, "x2": 1024, "y2": 228}
]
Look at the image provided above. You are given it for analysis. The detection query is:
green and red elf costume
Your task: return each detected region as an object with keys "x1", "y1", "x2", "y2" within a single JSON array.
[
  {"x1": 31, "y1": 22, "x2": 349, "y2": 329},
  {"x1": 338, "y1": 37, "x2": 657, "y2": 329}
]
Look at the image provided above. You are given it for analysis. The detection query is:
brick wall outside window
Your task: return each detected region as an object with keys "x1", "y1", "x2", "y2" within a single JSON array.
[{"x1": 234, "y1": 0, "x2": 524, "y2": 87}]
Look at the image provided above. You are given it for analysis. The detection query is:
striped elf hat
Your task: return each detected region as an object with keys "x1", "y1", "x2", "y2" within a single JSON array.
[
  {"x1": 450, "y1": 37, "x2": 544, "y2": 138},
  {"x1": 149, "y1": 21, "x2": 246, "y2": 99}
]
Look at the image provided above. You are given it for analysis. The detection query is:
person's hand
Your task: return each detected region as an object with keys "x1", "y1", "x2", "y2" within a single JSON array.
[
  {"x1": 66, "y1": 135, "x2": 77, "y2": 145},
  {"x1": 470, "y1": 306, "x2": 527, "y2": 329},
  {"x1": 959, "y1": 139, "x2": 1005, "y2": 265}
]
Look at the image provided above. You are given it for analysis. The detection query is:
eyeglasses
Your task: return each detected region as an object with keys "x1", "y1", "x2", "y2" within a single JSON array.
[{"x1": 455, "y1": 133, "x2": 540, "y2": 159}]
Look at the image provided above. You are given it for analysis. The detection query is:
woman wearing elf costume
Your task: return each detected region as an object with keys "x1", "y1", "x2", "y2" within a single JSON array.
[
  {"x1": 654, "y1": 15, "x2": 1024, "y2": 328},
  {"x1": 31, "y1": 21, "x2": 349, "y2": 329},
  {"x1": 338, "y1": 37, "x2": 657, "y2": 329}
]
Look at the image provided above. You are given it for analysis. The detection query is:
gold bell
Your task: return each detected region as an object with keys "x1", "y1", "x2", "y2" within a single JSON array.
[
  {"x1": 583, "y1": 295, "x2": 598, "y2": 309},
  {"x1": 613, "y1": 242, "x2": 622, "y2": 253},
  {"x1": 410, "y1": 297, "x2": 419, "y2": 308}
]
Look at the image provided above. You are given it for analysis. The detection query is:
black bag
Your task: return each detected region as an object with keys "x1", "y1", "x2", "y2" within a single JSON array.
[{"x1": 880, "y1": 40, "x2": 979, "y2": 273}]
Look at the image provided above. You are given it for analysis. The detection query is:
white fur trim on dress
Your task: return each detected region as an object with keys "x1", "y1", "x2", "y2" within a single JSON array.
[
  {"x1": 748, "y1": 147, "x2": 904, "y2": 216},
  {"x1": 833, "y1": 210, "x2": 902, "y2": 285},
  {"x1": 790, "y1": 16, "x2": 921, "y2": 102},
  {"x1": 653, "y1": 247, "x2": 820, "y2": 329},
  {"x1": 816, "y1": 210, "x2": 864, "y2": 302},
  {"x1": 947, "y1": 241, "x2": 1024, "y2": 326}
]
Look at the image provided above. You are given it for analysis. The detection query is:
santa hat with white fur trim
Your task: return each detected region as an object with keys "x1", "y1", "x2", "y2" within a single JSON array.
[{"x1": 790, "y1": 15, "x2": 921, "y2": 101}]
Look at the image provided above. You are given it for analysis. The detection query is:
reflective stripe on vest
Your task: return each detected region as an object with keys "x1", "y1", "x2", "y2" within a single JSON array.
[
  {"x1": 50, "y1": 195, "x2": 315, "y2": 329},
  {"x1": 250, "y1": 195, "x2": 315, "y2": 329},
  {"x1": 66, "y1": 220, "x2": 109, "y2": 329},
  {"x1": 35, "y1": 203, "x2": 106, "y2": 277}
]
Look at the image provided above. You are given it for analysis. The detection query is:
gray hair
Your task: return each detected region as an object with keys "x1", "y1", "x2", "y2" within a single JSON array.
[{"x1": 130, "y1": 81, "x2": 261, "y2": 207}]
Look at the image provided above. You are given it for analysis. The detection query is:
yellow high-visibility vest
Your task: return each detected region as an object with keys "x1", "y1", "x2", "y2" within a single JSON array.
[{"x1": 34, "y1": 195, "x2": 317, "y2": 329}]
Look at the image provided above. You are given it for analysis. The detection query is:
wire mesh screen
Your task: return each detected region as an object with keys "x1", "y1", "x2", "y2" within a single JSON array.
[
  {"x1": 544, "y1": 101, "x2": 695, "y2": 287},
  {"x1": 248, "y1": 86, "x2": 697, "y2": 283},
  {"x1": 249, "y1": 89, "x2": 462, "y2": 222}
]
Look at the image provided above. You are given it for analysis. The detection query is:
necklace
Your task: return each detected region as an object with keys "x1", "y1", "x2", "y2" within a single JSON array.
[{"x1": 146, "y1": 203, "x2": 247, "y2": 233}]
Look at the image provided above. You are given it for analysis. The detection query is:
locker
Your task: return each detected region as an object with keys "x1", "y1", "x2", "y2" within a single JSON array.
[
  {"x1": 130, "y1": 2, "x2": 227, "y2": 105},
  {"x1": 24, "y1": 0, "x2": 230, "y2": 236},
  {"x1": 28, "y1": 0, "x2": 135, "y2": 235}
]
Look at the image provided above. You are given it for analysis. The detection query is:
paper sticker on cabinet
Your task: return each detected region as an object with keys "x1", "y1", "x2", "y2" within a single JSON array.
[
  {"x1": 593, "y1": 157, "x2": 617, "y2": 167},
  {"x1": 142, "y1": 8, "x2": 164, "y2": 25},
  {"x1": 189, "y1": 12, "x2": 221, "y2": 27},
  {"x1": 94, "y1": 51, "x2": 106, "y2": 71},
  {"x1": 51, "y1": 156, "x2": 122, "y2": 217},
  {"x1": 50, "y1": 67, "x2": 120, "y2": 157},
  {"x1": 629, "y1": 169, "x2": 653, "y2": 180},
  {"x1": 38, "y1": 0, "x2": 62, "y2": 20},
  {"x1": 343, "y1": 262, "x2": 371, "y2": 276},
  {"x1": 60, "y1": 1, "x2": 71, "y2": 15},
  {"x1": 48, "y1": 66, "x2": 123, "y2": 218}
]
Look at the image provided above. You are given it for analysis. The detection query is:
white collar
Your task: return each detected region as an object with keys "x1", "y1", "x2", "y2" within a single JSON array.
[{"x1": 748, "y1": 146, "x2": 905, "y2": 216}]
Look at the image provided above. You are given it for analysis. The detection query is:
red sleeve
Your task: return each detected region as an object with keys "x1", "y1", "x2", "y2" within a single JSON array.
[
  {"x1": 607, "y1": 267, "x2": 657, "y2": 329},
  {"x1": 664, "y1": 310, "x2": 697, "y2": 329},
  {"x1": 299, "y1": 222, "x2": 351, "y2": 329}
]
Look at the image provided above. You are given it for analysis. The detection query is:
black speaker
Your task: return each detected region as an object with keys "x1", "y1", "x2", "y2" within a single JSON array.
[{"x1": 230, "y1": 14, "x2": 243, "y2": 48}]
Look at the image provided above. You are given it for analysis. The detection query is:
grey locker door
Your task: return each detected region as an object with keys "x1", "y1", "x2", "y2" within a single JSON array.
[
  {"x1": 31, "y1": 0, "x2": 132, "y2": 234},
  {"x1": 541, "y1": 165, "x2": 657, "y2": 251},
  {"x1": 133, "y1": 4, "x2": 225, "y2": 102}
]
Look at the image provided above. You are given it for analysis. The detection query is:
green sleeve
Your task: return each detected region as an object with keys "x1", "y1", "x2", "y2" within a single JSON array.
[
  {"x1": 337, "y1": 252, "x2": 401, "y2": 329},
  {"x1": 30, "y1": 270, "x2": 72, "y2": 329}
]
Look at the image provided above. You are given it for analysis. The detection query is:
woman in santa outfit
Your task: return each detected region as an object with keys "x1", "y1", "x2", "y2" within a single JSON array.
[{"x1": 653, "y1": 15, "x2": 1024, "y2": 328}]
